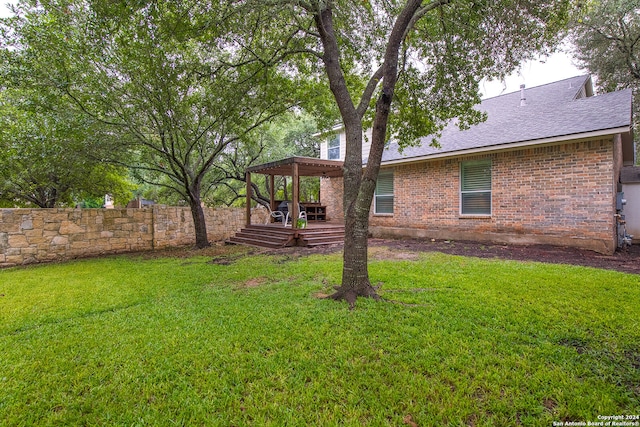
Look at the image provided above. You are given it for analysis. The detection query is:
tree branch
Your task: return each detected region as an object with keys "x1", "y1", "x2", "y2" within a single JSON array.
[
  {"x1": 314, "y1": 6, "x2": 358, "y2": 123},
  {"x1": 356, "y1": 65, "x2": 384, "y2": 119},
  {"x1": 403, "y1": 0, "x2": 451, "y2": 42}
]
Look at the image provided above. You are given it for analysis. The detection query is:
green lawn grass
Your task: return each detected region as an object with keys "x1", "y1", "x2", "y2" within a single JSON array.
[{"x1": 1, "y1": 247, "x2": 639, "y2": 426}]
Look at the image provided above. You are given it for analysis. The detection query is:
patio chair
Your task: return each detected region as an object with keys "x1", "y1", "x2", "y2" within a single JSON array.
[
  {"x1": 266, "y1": 205, "x2": 286, "y2": 225},
  {"x1": 285, "y1": 202, "x2": 307, "y2": 227}
]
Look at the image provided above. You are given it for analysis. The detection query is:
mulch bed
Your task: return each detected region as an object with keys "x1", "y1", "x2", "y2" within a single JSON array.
[
  {"x1": 147, "y1": 238, "x2": 640, "y2": 276},
  {"x1": 367, "y1": 238, "x2": 640, "y2": 275},
  {"x1": 268, "y1": 238, "x2": 640, "y2": 276}
]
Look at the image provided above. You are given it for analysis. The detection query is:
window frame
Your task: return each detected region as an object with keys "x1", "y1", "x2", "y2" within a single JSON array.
[
  {"x1": 460, "y1": 160, "x2": 492, "y2": 216},
  {"x1": 327, "y1": 135, "x2": 340, "y2": 160},
  {"x1": 374, "y1": 170, "x2": 394, "y2": 215}
]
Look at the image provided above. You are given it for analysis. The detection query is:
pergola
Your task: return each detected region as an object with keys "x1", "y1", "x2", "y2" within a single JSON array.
[{"x1": 245, "y1": 156, "x2": 344, "y2": 230}]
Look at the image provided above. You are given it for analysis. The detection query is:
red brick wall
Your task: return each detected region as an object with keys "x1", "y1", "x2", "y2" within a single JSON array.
[
  {"x1": 320, "y1": 176, "x2": 344, "y2": 222},
  {"x1": 321, "y1": 138, "x2": 618, "y2": 254}
]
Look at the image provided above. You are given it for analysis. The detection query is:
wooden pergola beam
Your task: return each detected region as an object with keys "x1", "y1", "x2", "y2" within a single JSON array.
[{"x1": 246, "y1": 156, "x2": 344, "y2": 177}]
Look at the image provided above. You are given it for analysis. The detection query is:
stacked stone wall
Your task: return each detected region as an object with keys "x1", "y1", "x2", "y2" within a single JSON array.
[{"x1": 0, "y1": 206, "x2": 264, "y2": 267}]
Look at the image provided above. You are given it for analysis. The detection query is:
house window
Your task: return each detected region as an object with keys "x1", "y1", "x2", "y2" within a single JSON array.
[
  {"x1": 460, "y1": 160, "x2": 492, "y2": 215},
  {"x1": 327, "y1": 135, "x2": 340, "y2": 160},
  {"x1": 375, "y1": 170, "x2": 394, "y2": 214}
]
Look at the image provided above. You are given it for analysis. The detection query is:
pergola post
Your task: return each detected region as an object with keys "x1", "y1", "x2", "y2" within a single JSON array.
[
  {"x1": 245, "y1": 171, "x2": 251, "y2": 226},
  {"x1": 292, "y1": 162, "x2": 299, "y2": 230},
  {"x1": 269, "y1": 174, "x2": 275, "y2": 223}
]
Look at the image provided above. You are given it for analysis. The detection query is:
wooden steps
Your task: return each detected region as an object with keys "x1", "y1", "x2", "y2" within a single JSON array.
[
  {"x1": 228, "y1": 225, "x2": 294, "y2": 248},
  {"x1": 299, "y1": 228, "x2": 345, "y2": 247},
  {"x1": 228, "y1": 224, "x2": 344, "y2": 249}
]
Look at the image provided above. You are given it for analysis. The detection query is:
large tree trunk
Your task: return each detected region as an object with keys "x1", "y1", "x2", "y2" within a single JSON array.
[
  {"x1": 189, "y1": 200, "x2": 210, "y2": 249},
  {"x1": 315, "y1": 1, "x2": 423, "y2": 305},
  {"x1": 188, "y1": 183, "x2": 210, "y2": 249},
  {"x1": 331, "y1": 124, "x2": 380, "y2": 306},
  {"x1": 313, "y1": 7, "x2": 380, "y2": 305},
  {"x1": 33, "y1": 187, "x2": 57, "y2": 208}
]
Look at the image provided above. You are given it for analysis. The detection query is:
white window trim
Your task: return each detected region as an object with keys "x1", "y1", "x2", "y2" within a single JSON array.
[
  {"x1": 459, "y1": 160, "x2": 492, "y2": 217},
  {"x1": 374, "y1": 170, "x2": 394, "y2": 215},
  {"x1": 327, "y1": 135, "x2": 340, "y2": 160}
]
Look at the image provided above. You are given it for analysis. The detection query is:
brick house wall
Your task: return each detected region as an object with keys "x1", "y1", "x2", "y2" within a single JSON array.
[
  {"x1": 321, "y1": 137, "x2": 619, "y2": 254},
  {"x1": 320, "y1": 176, "x2": 344, "y2": 222}
]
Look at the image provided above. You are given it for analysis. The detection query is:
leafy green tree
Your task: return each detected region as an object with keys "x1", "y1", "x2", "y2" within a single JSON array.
[
  {"x1": 2, "y1": 0, "x2": 292, "y2": 247},
  {"x1": 570, "y1": 0, "x2": 639, "y2": 156},
  {"x1": 203, "y1": 113, "x2": 322, "y2": 207},
  {"x1": 76, "y1": 196, "x2": 106, "y2": 208},
  {"x1": 244, "y1": 0, "x2": 576, "y2": 304},
  {"x1": 0, "y1": 88, "x2": 133, "y2": 207}
]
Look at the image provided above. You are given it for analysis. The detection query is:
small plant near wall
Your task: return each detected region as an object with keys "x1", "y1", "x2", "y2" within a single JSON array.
[{"x1": 297, "y1": 218, "x2": 307, "y2": 229}]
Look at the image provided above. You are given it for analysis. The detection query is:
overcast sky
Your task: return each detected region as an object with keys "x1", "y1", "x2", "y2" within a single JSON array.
[
  {"x1": 0, "y1": 1, "x2": 585, "y2": 99},
  {"x1": 480, "y1": 49, "x2": 585, "y2": 98},
  {"x1": 0, "y1": 1, "x2": 10, "y2": 17}
]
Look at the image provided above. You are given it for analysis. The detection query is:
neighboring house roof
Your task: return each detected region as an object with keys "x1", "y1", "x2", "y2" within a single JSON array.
[
  {"x1": 621, "y1": 166, "x2": 640, "y2": 184},
  {"x1": 381, "y1": 75, "x2": 634, "y2": 164}
]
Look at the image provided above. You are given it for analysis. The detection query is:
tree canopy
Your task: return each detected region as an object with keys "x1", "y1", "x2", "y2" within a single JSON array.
[
  {"x1": 571, "y1": 0, "x2": 639, "y2": 91},
  {"x1": 201, "y1": 113, "x2": 322, "y2": 207},
  {"x1": 0, "y1": 87, "x2": 132, "y2": 207},
  {"x1": 570, "y1": 0, "x2": 639, "y2": 156},
  {"x1": 1, "y1": 0, "x2": 297, "y2": 246}
]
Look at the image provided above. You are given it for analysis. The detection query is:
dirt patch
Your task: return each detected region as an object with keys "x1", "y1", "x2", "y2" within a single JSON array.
[
  {"x1": 543, "y1": 398, "x2": 558, "y2": 412},
  {"x1": 557, "y1": 337, "x2": 589, "y2": 354},
  {"x1": 243, "y1": 277, "x2": 268, "y2": 288},
  {"x1": 273, "y1": 254, "x2": 303, "y2": 264},
  {"x1": 138, "y1": 243, "x2": 258, "y2": 260},
  {"x1": 313, "y1": 292, "x2": 332, "y2": 299},
  {"x1": 403, "y1": 414, "x2": 418, "y2": 427},
  {"x1": 369, "y1": 247, "x2": 422, "y2": 261},
  {"x1": 625, "y1": 348, "x2": 640, "y2": 370}
]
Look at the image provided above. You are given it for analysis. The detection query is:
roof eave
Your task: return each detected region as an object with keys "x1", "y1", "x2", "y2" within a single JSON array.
[{"x1": 312, "y1": 123, "x2": 345, "y2": 139}]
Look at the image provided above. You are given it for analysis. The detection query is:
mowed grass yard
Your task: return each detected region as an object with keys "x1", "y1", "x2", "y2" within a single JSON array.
[{"x1": 0, "y1": 245, "x2": 639, "y2": 426}]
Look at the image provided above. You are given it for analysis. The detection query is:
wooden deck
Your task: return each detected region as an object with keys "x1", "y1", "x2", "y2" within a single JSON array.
[{"x1": 228, "y1": 222, "x2": 345, "y2": 249}]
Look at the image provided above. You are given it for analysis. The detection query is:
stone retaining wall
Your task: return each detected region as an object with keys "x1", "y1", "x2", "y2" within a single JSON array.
[{"x1": 0, "y1": 206, "x2": 265, "y2": 267}]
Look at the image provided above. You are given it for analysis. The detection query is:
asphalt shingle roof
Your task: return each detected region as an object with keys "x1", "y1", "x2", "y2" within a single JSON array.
[{"x1": 381, "y1": 75, "x2": 633, "y2": 163}]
